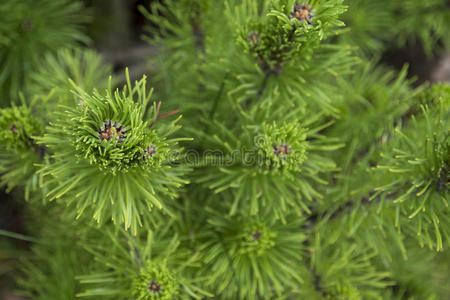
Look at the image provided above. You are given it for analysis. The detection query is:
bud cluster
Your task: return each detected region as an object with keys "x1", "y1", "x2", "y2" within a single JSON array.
[
  {"x1": 132, "y1": 262, "x2": 180, "y2": 300},
  {"x1": 0, "y1": 105, "x2": 43, "y2": 152},
  {"x1": 255, "y1": 121, "x2": 308, "y2": 171}
]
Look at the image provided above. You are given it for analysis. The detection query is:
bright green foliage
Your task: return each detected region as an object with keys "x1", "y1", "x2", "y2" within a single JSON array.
[
  {"x1": 77, "y1": 223, "x2": 211, "y2": 299},
  {"x1": 140, "y1": 0, "x2": 354, "y2": 123},
  {"x1": 12, "y1": 201, "x2": 93, "y2": 300},
  {"x1": 340, "y1": 0, "x2": 450, "y2": 55},
  {"x1": 299, "y1": 232, "x2": 393, "y2": 299},
  {"x1": 338, "y1": 0, "x2": 396, "y2": 54},
  {"x1": 29, "y1": 48, "x2": 113, "y2": 110},
  {"x1": 60, "y1": 80, "x2": 167, "y2": 173},
  {"x1": 0, "y1": 0, "x2": 88, "y2": 104},
  {"x1": 420, "y1": 82, "x2": 450, "y2": 107},
  {"x1": 239, "y1": 0, "x2": 346, "y2": 72},
  {"x1": 226, "y1": 0, "x2": 352, "y2": 114},
  {"x1": 0, "y1": 0, "x2": 449, "y2": 299},
  {"x1": 329, "y1": 60, "x2": 415, "y2": 168},
  {"x1": 376, "y1": 240, "x2": 450, "y2": 299},
  {"x1": 256, "y1": 121, "x2": 308, "y2": 170},
  {"x1": 199, "y1": 208, "x2": 305, "y2": 299},
  {"x1": 325, "y1": 284, "x2": 362, "y2": 300},
  {"x1": 195, "y1": 111, "x2": 341, "y2": 218},
  {"x1": 392, "y1": 0, "x2": 450, "y2": 55},
  {"x1": 0, "y1": 104, "x2": 43, "y2": 151},
  {"x1": 38, "y1": 72, "x2": 191, "y2": 233},
  {"x1": 0, "y1": 103, "x2": 44, "y2": 197},
  {"x1": 376, "y1": 85, "x2": 449, "y2": 251},
  {"x1": 16, "y1": 238, "x2": 86, "y2": 300},
  {"x1": 133, "y1": 262, "x2": 180, "y2": 300}
]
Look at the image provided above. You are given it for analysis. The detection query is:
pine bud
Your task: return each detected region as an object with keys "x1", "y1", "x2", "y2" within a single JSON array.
[
  {"x1": 64, "y1": 87, "x2": 169, "y2": 173},
  {"x1": 0, "y1": 105, "x2": 43, "y2": 152},
  {"x1": 240, "y1": 223, "x2": 276, "y2": 256},
  {"x1": 132, "y1": 262, "x2": 180, "y2": 300},
  {"x1": 247, "y1": 31, "x2": 260, "y2": 47},
  {"x1": 256, "y1": 121, "x2": 308, "y2": 171},
  {"x1": 273, "y1": 143, "x2": 292, "y2": 157},
  {"x1": 201, "y1": 211, "x2": 305, "y2": 299},
  {"x1": 98, "y1": 119, "x2": 126, "y2": 143},
  {"x1": 0, "y1": 105, "x2": 44, "y2": 196},
  {"x1": 39, "y1": 73, "x2": 190, "y2": 233},
  {"x1": 145, "y1": 144, "x2": 158, "y2": 158},
  {"x1": 291, "y1": 3, "x2": 314, "y2": 24}
]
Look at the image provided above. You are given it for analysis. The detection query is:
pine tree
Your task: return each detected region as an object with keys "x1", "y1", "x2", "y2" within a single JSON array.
[{"x1": 0, "y1": 0, "x2": 449, "y2": 299}]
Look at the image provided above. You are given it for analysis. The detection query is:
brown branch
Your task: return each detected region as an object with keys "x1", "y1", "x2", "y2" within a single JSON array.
[{"x1": 149, "y1": 101, "x2": 180, "y2": 128}]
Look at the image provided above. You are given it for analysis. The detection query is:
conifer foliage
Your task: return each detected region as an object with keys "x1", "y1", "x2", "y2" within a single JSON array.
[{"x1": 0, "y1": 0, "x2": 449, "y2": 299}]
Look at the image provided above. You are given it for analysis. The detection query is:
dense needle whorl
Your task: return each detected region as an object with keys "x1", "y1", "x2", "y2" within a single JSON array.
[
  {"x1": 256, "y1": 121, "x2": 308, "y2": 170},
  {"x1": 66, "y1": 88, "x2": 169, "y2": 174},
  {"x1": 0, "y1": 105, "x2": 43, "y2": 152},
  {"x1": 241, "y1": 223, "x2": 276, "y2": 256},
  {"x1": 132, "y1": 262, "x2": 180, "y2": 300}
]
